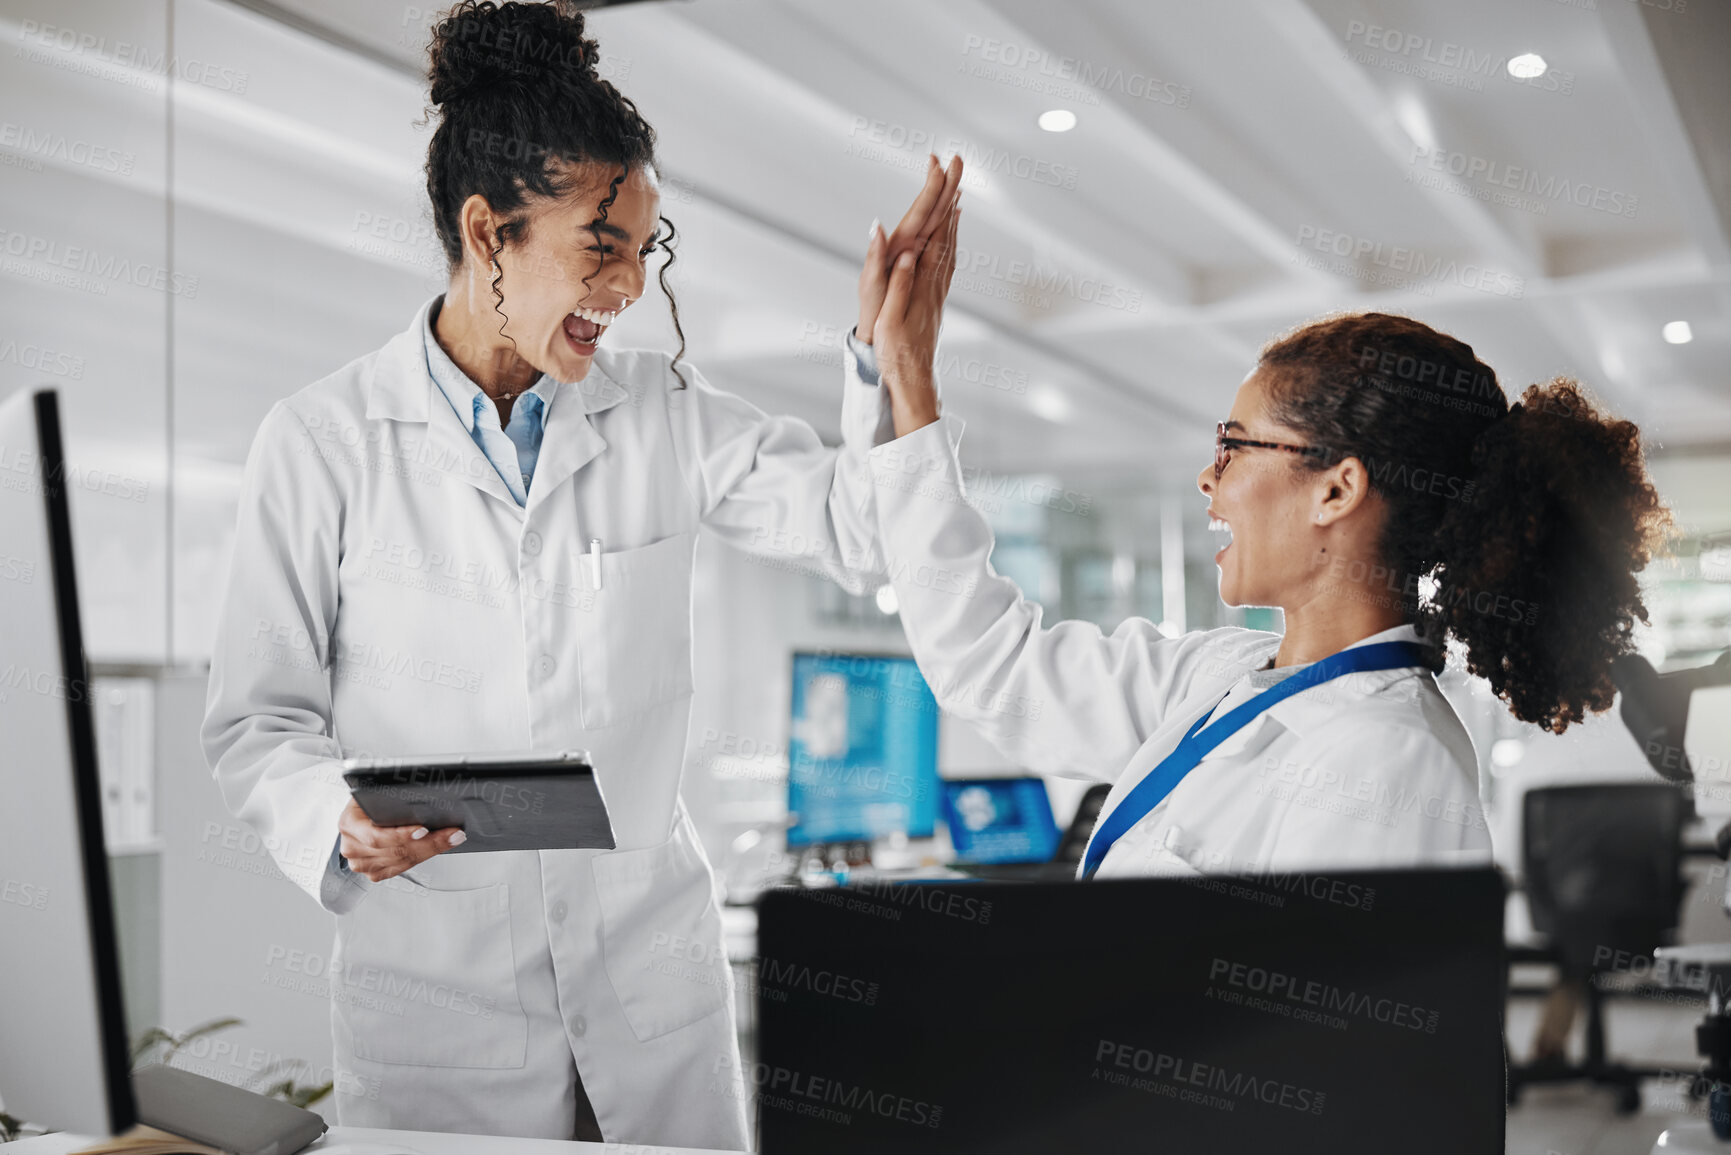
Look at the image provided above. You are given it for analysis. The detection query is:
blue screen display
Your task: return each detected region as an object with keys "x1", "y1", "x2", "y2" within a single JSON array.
[
  {"x1": 941, "y1": 778, "x2": 1061, "y2": 864},
  {"x1": 786, "y1": 653, "x2": 941, "y2": 847}
]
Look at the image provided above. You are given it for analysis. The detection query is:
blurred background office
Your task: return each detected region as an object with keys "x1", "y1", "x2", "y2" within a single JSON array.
[{"x1": 1, "y1": 0, "x2": 1728, "y2": 1151}]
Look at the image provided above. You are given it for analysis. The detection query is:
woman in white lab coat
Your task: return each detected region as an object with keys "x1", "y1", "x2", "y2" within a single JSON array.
[
  {"x1": 868, "y1": 203, "x2": 1674, "y2": 881},
  {"x1": 200, "y1": 3, "x2": 959, "y2": 1148}
]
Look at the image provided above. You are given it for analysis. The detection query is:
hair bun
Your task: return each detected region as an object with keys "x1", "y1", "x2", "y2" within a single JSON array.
[{"x1": 428, "y1": 1, "x2": 600, "y2": 108}]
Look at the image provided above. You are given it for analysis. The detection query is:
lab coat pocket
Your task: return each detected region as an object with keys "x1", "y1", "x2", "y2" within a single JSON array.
[
  {"x1": 592, "y1": 830, "x2": 731, "y2": 1042},
  {"x1": 335, "y1": 880, "x2": 528, "y2": 1068},
  {"x1": 1201, "y1": 712, "x2": 1284, "y2": 767},
  {"x1": 574, "y1": 530, "x2": 696, "y2": 729}
]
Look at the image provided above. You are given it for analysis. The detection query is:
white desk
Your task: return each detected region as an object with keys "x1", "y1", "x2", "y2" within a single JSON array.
[{"x1": 3, "y1": 1127, "x2": 741, "y2": 1154}]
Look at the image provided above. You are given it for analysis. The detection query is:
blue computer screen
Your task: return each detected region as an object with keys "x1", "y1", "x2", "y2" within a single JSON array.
[
  {"x1": 786, "y1": 652, "x2": 940, "y2": 847},
  {"x1": 941, "y1": 777, "x2": 1061, "y2": 864}
]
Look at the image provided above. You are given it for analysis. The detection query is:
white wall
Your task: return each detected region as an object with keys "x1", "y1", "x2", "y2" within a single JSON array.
[{"x1": 155, "y1": 671, "x2": 342, "y2": 1118}]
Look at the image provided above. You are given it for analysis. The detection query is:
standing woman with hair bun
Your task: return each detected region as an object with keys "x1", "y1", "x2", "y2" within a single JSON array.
[
  {"x1": 866, "y1": 219, "x2": 1673, "y2": 882},
  {"x1": 201, "y1": 2, "x2": 959, "y2": 1147}
]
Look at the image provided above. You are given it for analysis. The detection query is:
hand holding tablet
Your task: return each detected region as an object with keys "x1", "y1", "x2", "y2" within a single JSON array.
[
  {"x1": 339, "y1": 750, "x2": 616, "y2": 881},
  {"x1": 336, "y1": 798, "x2": 464, "y2": 883}
]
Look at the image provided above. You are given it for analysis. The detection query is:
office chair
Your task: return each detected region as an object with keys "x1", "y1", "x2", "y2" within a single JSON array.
[
  {"x1": 1053, "y1": 782, "x2": 1114, "y2": 864},
  {"x1": 1506, "y1": 783, "x2": 1690, "y2": 1113}
]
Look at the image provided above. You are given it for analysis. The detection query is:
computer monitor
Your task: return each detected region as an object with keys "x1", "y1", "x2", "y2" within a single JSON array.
[
  {"x1": 786, "y1": 651, "x2": 940, "y2": 848},
  {"x1": 0, "y1": 389, "x2": 327, "y2": 1153},
  {"x1": 940, "y1": 777, "x2": 1061, "y2": 865},
  {"x1": 754, "y1": 868, "x2": 1506, "y2": 1153},
  {"x1": 0, "y1": 387, "x2": 137, "y2": 1136}
]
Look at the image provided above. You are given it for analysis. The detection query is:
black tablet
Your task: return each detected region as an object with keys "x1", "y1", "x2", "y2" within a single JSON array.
[{"x1": 341, "y1": 749, "x2": 615, "y2": 853}]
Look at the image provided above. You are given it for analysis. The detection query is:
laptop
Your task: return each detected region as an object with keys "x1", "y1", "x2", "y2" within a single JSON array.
[
  {"x1": 753, "y1": 867, "x2": 1505, "y2": 1153},
  {"x1": 945, "y1": 780, "x2": 1109, "y2": 882}
]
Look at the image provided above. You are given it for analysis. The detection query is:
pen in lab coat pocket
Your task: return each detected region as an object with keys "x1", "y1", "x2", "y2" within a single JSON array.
[{"x1": 589, "y1": 539, "x2": 602, "y2": 589}]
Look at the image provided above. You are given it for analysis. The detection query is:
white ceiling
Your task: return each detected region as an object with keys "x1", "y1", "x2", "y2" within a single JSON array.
[{"x1": 4, "y1": 0, "x2": 1730, "y2": 499}]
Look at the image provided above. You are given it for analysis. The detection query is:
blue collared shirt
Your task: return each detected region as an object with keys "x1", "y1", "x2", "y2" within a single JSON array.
[
  {"x1": 422, "y1": 307, "x2": 877, "y2": 505},
  {"x1": 423, "y1": 301, "x2": 558, "y2": 506}
]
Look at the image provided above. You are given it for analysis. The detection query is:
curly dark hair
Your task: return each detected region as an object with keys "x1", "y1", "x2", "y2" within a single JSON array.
[
  {"x1": 423, "y1": 0, "x2": 688, "y2": 384},
  {"x1": 1257, "y1": 312, "x2": 1675, "y2": 734}
]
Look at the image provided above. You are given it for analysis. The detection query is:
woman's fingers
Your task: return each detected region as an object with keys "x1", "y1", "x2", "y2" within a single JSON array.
[
  {"x1": 913, "y1": 157, "x2": 964, "y2": 250},
  {"x1": 906, "y1": 201, "x2": 959, "y2": 330},
  {"x1": 886, "y1": 156, "x2": 946, "y2": 253},
  {"x1": 875, "y1": 250, "x2": 918, "y2": 347},
  {"x1": 862, "y1": 156, "x2": 962, "y2": 346},
  {"x1": 892, "y1": 156, "x2": 962, "y2": 262},
  {"x1": 931, "y1": 202, "x2": 961, "y2": 301},
  {"x1": 856, "y1": 217, "x2": 888, "y2": 342},
  {"x1": 344, "y1": 827, "x2": 464, "y2": 882},
  {"x1": 945, "y1": 202, "x2": 961, "y2": 280},
  {"x1": 337, "y1": 798, "x2": 465, "y2": 881},
  {"x1": 919, "y1": 202, "x2": 957, "y2": 285},
  {"x1": 885, "y1": 201, "x2": 961, "y2": 347}
]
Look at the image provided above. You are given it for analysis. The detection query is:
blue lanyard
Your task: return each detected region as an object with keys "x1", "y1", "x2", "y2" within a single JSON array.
[{"x1": 1079, "y1": 641, "x2": 1427, "y2": 880}]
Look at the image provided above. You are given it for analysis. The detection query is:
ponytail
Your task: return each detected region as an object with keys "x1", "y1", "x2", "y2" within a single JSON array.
[{"x1": 1429, "y1": 377, "x2": 1673, "y2": 732}]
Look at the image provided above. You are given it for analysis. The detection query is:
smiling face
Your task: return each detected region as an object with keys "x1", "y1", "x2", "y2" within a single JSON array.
[
  {"x1": 1196, "y1": 366, "x2": 1346, "y2": 608},
  {"x1": 480, "y1": 162, "x2": 663, "y2": 383}
]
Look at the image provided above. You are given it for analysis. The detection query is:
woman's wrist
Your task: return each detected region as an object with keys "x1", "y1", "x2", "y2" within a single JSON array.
[{"x1": 887, "y1": 371, "x2": 941, "y2": 437}]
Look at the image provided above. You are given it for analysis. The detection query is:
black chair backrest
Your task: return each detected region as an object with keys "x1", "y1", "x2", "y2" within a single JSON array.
[
  {"x1": 1051, "y1": 783, "x2": 1113, "y2": 865},
  {"x1": 1521, "y1": 783, "x2": 1687, "y2": 946}
]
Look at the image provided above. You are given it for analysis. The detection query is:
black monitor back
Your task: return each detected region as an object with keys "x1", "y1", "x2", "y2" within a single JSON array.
[{"x1": 755, "y1": 867, "x2": 1505, "y2": 1154}]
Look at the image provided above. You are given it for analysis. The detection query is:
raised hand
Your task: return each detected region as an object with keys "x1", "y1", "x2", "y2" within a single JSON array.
[
  {"x1": 875, "y1": 186, "x2": 961, "y2": 438},
  {"x1": 857, "y1": 154, "x2": 964, "y2": 346}
]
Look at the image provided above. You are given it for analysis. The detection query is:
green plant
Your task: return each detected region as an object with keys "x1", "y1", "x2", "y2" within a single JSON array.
[
  {"x1": 129, "y1": 1016, "x2": 243, "y2": 1068},
  {"x1": 130, "y1": 1017, "x2": 333, "y2": 1110},
  {"x1": 246, "y1": 1059, "x2": 333, "y2": 1111}
]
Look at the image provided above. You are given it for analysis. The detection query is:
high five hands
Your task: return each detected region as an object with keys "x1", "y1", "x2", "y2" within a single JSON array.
[{"x1": 856, "y1": 154, "x2": 965, "y2": 438}]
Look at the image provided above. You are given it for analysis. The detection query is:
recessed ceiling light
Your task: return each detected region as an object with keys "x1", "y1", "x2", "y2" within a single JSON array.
[
  {"x1": 1507, "y1": 53, "x2": 1547, "y2": 79},
  {"x1": 1037, "y1": 109, "x2": 1077, "y2": 133},
  {"x1": 1028, "y1": 384, "x2": 1072, "y2": 423},
  {"x1": 1663, "y1": 320, "x2": 1694, "y2": 344},
  {"x1": 874, "y1": 583, "x2": 899, "y2": 615},
  {"x1": 1490, "y1": 738, "x2": 1527, "y2": 770}
]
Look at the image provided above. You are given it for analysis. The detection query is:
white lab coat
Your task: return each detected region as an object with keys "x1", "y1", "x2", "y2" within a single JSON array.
[
  {"x1": 201, "y1": 295, "x2": 894, "y2": 1149},
  {"x1": 867, "y1": 418, "x2": 1494, "y2": 879}
]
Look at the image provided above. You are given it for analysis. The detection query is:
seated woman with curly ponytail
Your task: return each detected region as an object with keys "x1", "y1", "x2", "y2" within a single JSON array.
[
  {"x1": 1255, "y1": 314, "x2": 1672, "y2": 736},
  {"x1": 202, "y1": 1, "x2": 960, "y2": 1148},
  {"x1": 865, "y1": 222, "x2": 1672, "y2": 881}
]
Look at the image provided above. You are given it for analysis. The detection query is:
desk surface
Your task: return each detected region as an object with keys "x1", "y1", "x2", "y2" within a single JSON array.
[{"x1": 4, "y1": 1126, "x2": 742, "y2": 1155}]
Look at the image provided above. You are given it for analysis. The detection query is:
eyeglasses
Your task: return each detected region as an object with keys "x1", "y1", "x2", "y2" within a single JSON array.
[{"x1": 1214, "y1": 422, "x2": 1322, "y2": 480}]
